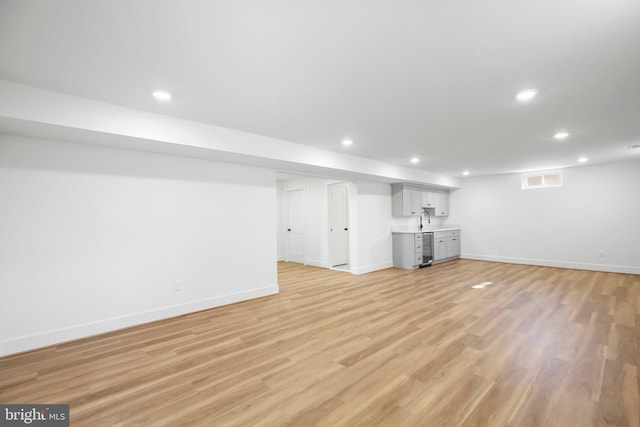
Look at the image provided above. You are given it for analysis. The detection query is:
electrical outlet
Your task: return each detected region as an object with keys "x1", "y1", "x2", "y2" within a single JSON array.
[
  {"x1": 599, "y1": 249, "x2": 605, "y2": 258},
  {"x1": 174, "y1": 281, "x2": 181, "y2": 292}
]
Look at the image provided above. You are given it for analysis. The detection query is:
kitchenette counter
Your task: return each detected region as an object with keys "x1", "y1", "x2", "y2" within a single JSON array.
[
  {"x1": 392, "y1": 226, "x2": 462, "y2": 267},
  {"x1": 391, "y1": 225, "x2": 461, "y2": 233}
]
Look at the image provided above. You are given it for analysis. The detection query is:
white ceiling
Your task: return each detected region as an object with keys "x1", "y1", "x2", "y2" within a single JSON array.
[{"x1": 1, "y1": 0, "x2": 639, "y2": 177}]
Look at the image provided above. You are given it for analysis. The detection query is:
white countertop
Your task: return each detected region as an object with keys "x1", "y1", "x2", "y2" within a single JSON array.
[{"x1": 391, "y1": 225, "x2": 461, "y2": 234}]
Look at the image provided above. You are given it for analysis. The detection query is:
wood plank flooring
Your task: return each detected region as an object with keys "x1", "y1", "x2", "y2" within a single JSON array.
[{"x1": 1, "y1": 260, "x2": 639, "y2": 426}]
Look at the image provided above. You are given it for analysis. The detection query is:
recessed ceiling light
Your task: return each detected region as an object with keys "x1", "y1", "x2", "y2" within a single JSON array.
[
  {"x1": 516, "y1": 89, "x2": 538, "y2": 101},
  {"x1": 577, "y1": 157, "x2": 589, "y2": 163},
  {"x1": 554, "y1": 131, "x2": 570, "y2": 140},
  {"x1": 152, "y1": 90, "x2": 172, "y2": 101},
  {"x1": 341, "y1": 139, "x2": 353, "y2": 147},
  {"x1": 410, "y1": 157, "x2": 420, "y2": 164},
  {"x1": 462, "y1": 171, "x2": 470, "y2": 176}
]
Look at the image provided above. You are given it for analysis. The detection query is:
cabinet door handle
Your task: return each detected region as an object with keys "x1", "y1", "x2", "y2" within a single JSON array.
[{"x1": 344, "y1": 228, "x2": 348, "y2": 231}]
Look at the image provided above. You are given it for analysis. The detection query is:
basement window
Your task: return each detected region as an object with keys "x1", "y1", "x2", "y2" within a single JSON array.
[{"x1": 521, "y1": 170, "x2": 563, "y2": 189}]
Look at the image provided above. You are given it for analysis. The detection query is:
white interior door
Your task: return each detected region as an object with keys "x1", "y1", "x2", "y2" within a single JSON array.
[
  {"x1": 285, "y1": 188, "x2": 305, "y2": 264},
  {"x1": 329, "y1": 185, "x2": 349, "y2": 267}
]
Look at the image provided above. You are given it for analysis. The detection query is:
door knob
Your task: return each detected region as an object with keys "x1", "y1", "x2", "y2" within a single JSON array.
[{"x1": 287, "y1": 228, "x2": 291, "y2": 231}]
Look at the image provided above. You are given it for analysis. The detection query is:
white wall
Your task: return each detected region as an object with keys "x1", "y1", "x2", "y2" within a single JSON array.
[
  {"x1": 448, "y1": 160, "x2": 640, "y2": 274},
  {"x1": 0, "y1": 135, "x2": 278, "y2": 356},
  {"x1": 305, "y1": 179, "x2": 332, "y2": 267},
  {"x1": 278, "y1": 177, "x2": 393, "y2": 274},
  {"x1": 353, "y1": 181, "x2": 394, "y2": 275}
]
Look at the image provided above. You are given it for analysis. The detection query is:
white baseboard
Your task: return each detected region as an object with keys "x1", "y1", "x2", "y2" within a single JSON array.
[
  {"x1": 461, "y1": 253, "x2": 640, "y2": 275},
  {"x1": 0, "y1": 284, "x2": 279, "y2": 358},
  {"x1": 305, "y1": 258, "x2": 328, "y2": 268},
  {"x1": 352, "y1": 261, "x2": 394, "y2": 275}
]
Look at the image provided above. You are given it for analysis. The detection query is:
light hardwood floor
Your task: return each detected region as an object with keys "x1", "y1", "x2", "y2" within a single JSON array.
[{"x1": 1, "y1": 260, "x2": 639, "y2": 426}]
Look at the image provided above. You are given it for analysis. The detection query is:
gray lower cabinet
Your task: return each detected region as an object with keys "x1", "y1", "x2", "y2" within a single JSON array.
[
  {"x1": 446, "y1": 232, "x2": 460, "y2": 257},
  {"x1": 434, "y1": 230, "x2": 461, "y2": 262},
  {"x1": 392, "y1": 233, "x2": 423, "y2": 269},
  {"x1": 434, "y1": 232, "x2": 447, "y2": 261}
]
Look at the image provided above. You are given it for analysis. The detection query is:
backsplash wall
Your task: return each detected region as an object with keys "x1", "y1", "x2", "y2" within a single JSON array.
[{"x1": 390, "y1": 209, "x2": 448, "y2": 230}]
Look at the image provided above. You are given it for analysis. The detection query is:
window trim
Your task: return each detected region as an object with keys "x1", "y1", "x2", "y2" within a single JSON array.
[{"x1": 521, "y1": 169, "x2": 563, "y2": 190}]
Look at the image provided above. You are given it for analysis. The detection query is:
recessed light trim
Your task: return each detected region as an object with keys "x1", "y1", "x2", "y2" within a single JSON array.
[
  {"x1": 152, "y1": 90, "x2": 172, "y2": 101},
  {"x1": 410, "y1": 157, "x2": 420, "y2": 164},
  {"x1": 554, "y1": 131, "x2": 570, "y2": 140},
  {"x1": 516, "y1": 89, "x2": 538, "y2": 101},
  {"x1": 462, "y1": 171, "x2": 470, "y2": 176},
  {"x1": 577, "y1": 157, "x2": 589, "y2": 163},
  {"x1": 341, "y1": 139, "x2": 353, "y2": 147}
]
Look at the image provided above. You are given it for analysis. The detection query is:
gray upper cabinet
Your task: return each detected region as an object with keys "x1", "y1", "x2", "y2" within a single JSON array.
[
  {"x1": 392, "y1": 184, "x2": 450, "y2": 217},
  {"x1": 435, "y1": 191, "x2": 449, "y2": 216},
  {"x1": 392, "y1": 184, "x2": 421, "y2": 216},
  {"x1": 402, "y1": 186, "x2": 422, "y2": 216},
  {"x1": 421, "y1": 190, "x2": 437, "y2": 209}
]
